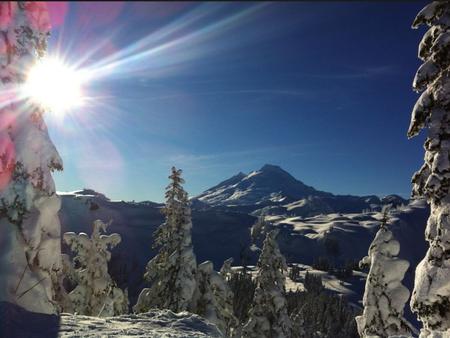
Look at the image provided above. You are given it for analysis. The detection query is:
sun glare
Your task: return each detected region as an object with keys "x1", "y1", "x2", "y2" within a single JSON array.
[{"x1": 23, "y1": 58, "x2": 85, "y2": 115}]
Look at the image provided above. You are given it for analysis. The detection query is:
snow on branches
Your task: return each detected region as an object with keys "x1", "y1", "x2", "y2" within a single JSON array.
[
  {"x1": 63, "y1": 220, "x2": 128, "y2": 316},
  {"x1": 193, "y1": 260, "x2": 239, "y2": 337},
  {"x1": 408, "y1": 2, "x2": 450, "y2": 335},
  {"x1": 408, "y1": 0, "x2": 450, "y2": 203},
  {"x1": 242, "y1": 229, "x2": 292, "y2": 338},
  {"x1": 355, "y1": 210, "x2": 412, "y2": 337},
  {"x1": 134, "y1": 167, "x2": 197, "y2": 314},
  {"x1": 0, "y1": 2, "x2": 63, "y2": 314}
]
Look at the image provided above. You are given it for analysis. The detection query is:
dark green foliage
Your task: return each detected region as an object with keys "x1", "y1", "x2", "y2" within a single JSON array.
[
  {"x1": 228, "y1": 270, "x2": 256, "y2": 323},
  {"x1": 303, "y1": 271, "x2": 324, "y2": 294},
  {"x1": 287, "y1": 275, "x2": 359, "y2": 338},
  {"x1": 312, "y1": 256, "x2": 331, "y2": 271},
  {"x1": 330, "y1": 260, "x2": 358, "y2": 280},
  {"x1": 312, "y1": 257, "x2": 357, "y2": 280},
  {"x1": 289, "y1": 264, "x2": 301, "y2": 282}
]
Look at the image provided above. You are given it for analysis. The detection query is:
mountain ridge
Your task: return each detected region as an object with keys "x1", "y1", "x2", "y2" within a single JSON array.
[{"x1": 193, "y1": 164, "x2": 407, "y2": 215}]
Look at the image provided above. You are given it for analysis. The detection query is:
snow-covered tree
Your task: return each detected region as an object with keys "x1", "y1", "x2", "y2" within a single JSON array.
[
  {"x1": 63, "y1": 219, "x2": 128, "y2": 316},
  {"x1": 355, "y1": 210, "x2": 411, "y2": 338},
  {"x1": 407, "y1": 1, "x2": 450, "y2": 335},
  {"x1": 220, "y1": 257, "x2": 234, "y2": 280},
  {"x1": 0, "y1": 2, "x2": 64, "y2": 314},
  {"x1": 193, "y1": 260, "x2": 239, "y2": 337},
  {"x1": 242, "y1": 229, "x2": 292, "y2": 338},
  {"x1": 134, "y1": 167, "x2": 197, "y2": 313},
  {"x1": 250, "y1": 214, "x2": 271, "y2": 244}
]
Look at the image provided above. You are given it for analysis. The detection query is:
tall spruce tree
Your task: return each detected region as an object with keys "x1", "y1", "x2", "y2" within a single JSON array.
[
  {"x1": 355, "y1": 209, "x2": 411, "y2": 337},
  {"x1": 0, "y1": 2, "x2": 64, "y2": 314},
  {"x1": 134, "y1": 167, "x2": 197, "y2": 313},
  {"x1": 242, "y1": 229, "x2": 292, "y2": 338},
  {"x1": 407, "y1": 1, "x2": 450, "y2": 334}
]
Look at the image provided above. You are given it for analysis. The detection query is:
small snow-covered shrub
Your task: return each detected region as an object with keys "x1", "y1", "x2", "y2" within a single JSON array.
[
  {"x1": 63, "y1": 220, "x2": 128, "y2": 316},
  {"x1": 193, "y1": 261, "x2": 239, "y2": 337},
  {"x1": 355, "y1": 213, "x2": 412, "y2": 337}
]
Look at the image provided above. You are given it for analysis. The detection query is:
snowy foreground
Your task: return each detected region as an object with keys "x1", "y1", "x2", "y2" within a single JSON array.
[
  {"x1": 0, "y1": 302, "x2": 221, "y2": 338},
  {"x1": 59, "y1": 310, "x2": 222, "y2": 337}
]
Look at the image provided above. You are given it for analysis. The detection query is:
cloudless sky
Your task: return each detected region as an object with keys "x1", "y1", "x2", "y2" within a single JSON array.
[{"x1": 45, "y1": 1, "x2": 428, "y2": 202}]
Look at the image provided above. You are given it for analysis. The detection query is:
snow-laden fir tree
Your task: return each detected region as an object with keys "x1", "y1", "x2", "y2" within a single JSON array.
[
  {"x1": 134, "y1": 167, "x2": 197, "y2": 313},
  {"x1": 220, "y1": 257, "x2": 234, "y2": 280},
  {"x1": 250, "y1": 213, "x2": 271, "y2": 244},
  {"x1": 355, "y1": 208, "x2": 411, "y2": 338},
  {"x1": 0, "y1": 2, "x2": 64, "y2": 314},
  {"x1": 242, "y1": 229, "x2": 292, "y2": 338},
  {"x1": 193, "y1": 260, "x2": 239, "y2": 337},
  {"x1": 407, "y1": 1, "x2": 450, "y2": 335},
  {"x1": 63, "y1": 220, "x2": 128, "y2": 316}
]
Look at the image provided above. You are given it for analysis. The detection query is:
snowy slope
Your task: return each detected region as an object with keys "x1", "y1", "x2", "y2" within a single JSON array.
[
  {"x1": 193, "y1": 164, "x2": 407, "y2": 216},
  {"x1": 270, "y1": 199, "x2": 428, "y2": 328},
  {"x1": 270, "y1": 199, "x2": 428, "y2": 267},
  {"x1": 59, "y1": 310, "x2": 222, "y2": 337},
  {"x1": 0, "y1": 302, "x2": 221, "y2": 338}
]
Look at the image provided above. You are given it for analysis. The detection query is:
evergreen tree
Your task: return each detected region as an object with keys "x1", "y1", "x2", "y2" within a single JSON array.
[
  {"x1": 228, "y1": 268, "x2": 256, "y2": 324},
  {"x1": 220, "y1": 257, "x2": 234, "y2": 280},
  {"x1": 355, "y1": 210, "x2": 411, "y2": 337},
  {"x1": 63, "y1": 220, "x2": 128, "y2": 316},
  {"x1": 242, "y1": 229, "x2": 292, "y2": 338},
  {"x1": 250, "y1": 213, "x2": 271, "y2": 244},
  {"x1": 134, "y1": 167, "x2": 197, "y2": 313},
  {"x1": 303, "y1": 271, "x2": 324, "y2": 295},
  {"x1": 287, "y1": 288, "x2": 359, "y2": 338},
  {"x1": 0, "y1": 2, "x2": 64, "y2": 314},
  {"x1": 407, "y1": 1, "x2": 450, "y2": 334},
  {"x1": 193, "y1": 260, "x2": 239, "y2": 337}
]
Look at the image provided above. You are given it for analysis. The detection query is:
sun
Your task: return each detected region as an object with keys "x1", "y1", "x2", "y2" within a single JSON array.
[{"x1": 23, "y1": 58, "x2": 85, "y2": 115}]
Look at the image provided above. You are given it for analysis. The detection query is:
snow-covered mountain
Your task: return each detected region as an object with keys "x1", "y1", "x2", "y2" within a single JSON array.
[
  {"x1": 195, "y1": 164, "x2": 331, "y2": 206},
  {"x1": 193, "y1": 164, "x2": 407, "y2": 216}
]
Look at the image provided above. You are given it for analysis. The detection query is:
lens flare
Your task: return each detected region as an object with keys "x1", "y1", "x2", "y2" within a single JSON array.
[{"x1": 23, "y1": 58, "x2": 85, "y2": 115}]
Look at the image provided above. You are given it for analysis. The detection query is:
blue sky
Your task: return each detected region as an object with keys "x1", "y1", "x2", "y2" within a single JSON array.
[{"x1": 46, "y1": 1, "x2": 428, "y2": 202}]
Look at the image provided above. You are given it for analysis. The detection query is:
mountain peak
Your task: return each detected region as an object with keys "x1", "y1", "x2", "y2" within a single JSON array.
[
  {"x1": 260, "y1": 164, "x2": 287, "y2": 173},
  {"x1": 258, "y1": 164, "x2": 294, "y2": 179}
]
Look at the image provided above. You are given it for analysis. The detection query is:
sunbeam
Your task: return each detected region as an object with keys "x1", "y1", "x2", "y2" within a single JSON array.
[{"x1": 69, "y1": 3, "x2": 270, "y2": 81}]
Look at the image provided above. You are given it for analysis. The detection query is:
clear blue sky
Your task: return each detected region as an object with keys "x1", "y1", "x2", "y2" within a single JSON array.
[{"x1": 46, "y1": 1, "x2": 428, "y2": 202}]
